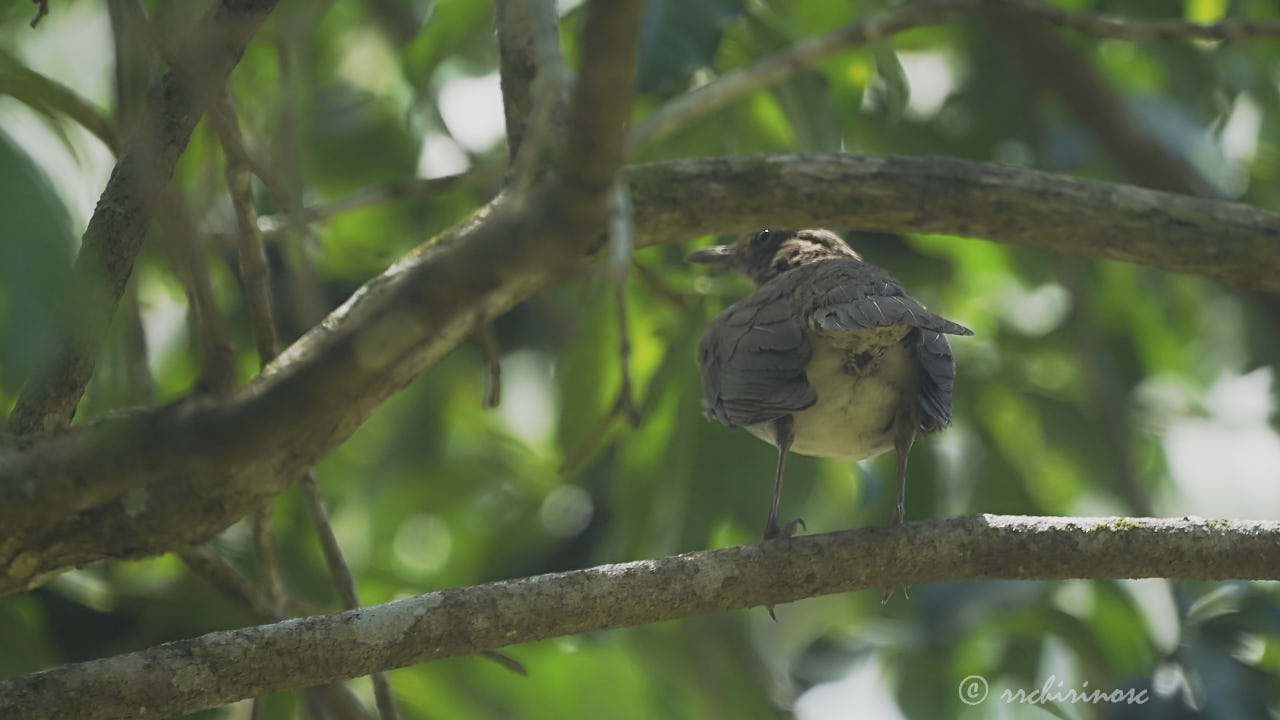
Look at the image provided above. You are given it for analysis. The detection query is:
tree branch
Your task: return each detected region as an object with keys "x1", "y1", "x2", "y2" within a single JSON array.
[
  {"x1": 244, "y1": 167, "x2": 502, "y2": 242},
  {"x1": 209, "y1": 88, "x2": 280, "y2": 365},
  {"x1": 5, "y1": 0, "x2": 280, "y2": 440},
  {"x1": 627, "y1": 0, "x2": 1280, "y2": 153},
  {"x1": 2, "y1": 153, "x2": 1279, "y2": 596},
  {"x1": 624, "y1": 153, "x2": 1280, "y2": 290},
  {"x1": 0, "y1": 60, "x2": 119, "y2": 153},
  {"x1": 2, "y1": 515, "x2": 1276, "y2": 720},
  {"x1": 494, "y1": 0, "x2": 563, "y2": 162}
]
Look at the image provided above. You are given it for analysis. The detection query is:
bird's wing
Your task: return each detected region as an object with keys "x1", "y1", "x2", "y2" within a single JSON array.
[
  {"x1": 800, "y1": 260, "x2": 970, "y2": 430},
  {"x1": 698, "y1": 284, "x2": 817, "y2": 429},
  {"x1": 916, "y1": 330, "x2": 957, "y2": 430},
  {"x1": 804, "y1": 261, "x2": 973, "y2": 337}
]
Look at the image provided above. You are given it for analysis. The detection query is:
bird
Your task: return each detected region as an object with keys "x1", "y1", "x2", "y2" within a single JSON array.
[{"x1": 688, "y1": 229, "x2": 972, "y2": 554}]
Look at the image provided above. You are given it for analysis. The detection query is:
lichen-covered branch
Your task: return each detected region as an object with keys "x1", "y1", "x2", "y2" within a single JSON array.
[{"x1": 2, "y1": 515, "x2": 1276, "y2": 720}]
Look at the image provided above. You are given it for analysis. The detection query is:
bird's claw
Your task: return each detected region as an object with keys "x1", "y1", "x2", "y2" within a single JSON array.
[
  {"x1": 880, "y1": 585, "x2": 912, "y2": 605},
  {"x1": 761, "y1": 518, "x2": 806, "y2": 620},
  {"x1": 762, "y1": 517, "x2": 806, "y2": 541}
]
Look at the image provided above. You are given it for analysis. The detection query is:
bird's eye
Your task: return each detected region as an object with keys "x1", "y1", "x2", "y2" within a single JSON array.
[{"x1": 755, "y1": 230, "x2": 772, "y2": 243}]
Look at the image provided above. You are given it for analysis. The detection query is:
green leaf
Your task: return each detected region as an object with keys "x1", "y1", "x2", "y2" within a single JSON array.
[
  {"x1": 636, "y1": 0, "x2": 745, "y2": 95},
  {"x1": 0, "y1": 129, "x2": 75, "y2": 396}
]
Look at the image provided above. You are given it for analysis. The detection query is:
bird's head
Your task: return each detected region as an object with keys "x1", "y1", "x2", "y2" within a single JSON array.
[{"x1": 685, "y1": 229, "x2": 861, "y2": 286}]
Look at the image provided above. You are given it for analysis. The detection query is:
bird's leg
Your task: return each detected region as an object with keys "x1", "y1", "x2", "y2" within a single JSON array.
[
  {"x1": 892, "y1": 427, "x2": 914, "y2": 527},
  {"x1": 763, "y1": 416, "x2": 804, "y2": 540},
  {"x1": 882, "y1": 419, "x2": 917, "y2": 604}
]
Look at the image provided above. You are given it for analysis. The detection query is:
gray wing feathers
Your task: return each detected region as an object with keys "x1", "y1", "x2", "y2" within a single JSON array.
[
  {"x1": 916, "y1": 330, "x2": 957, "y2": 430},
  {"x1": 815, "y1": 289, "x2": 972, "y2": 337},
  {"x1": 699, "y1": 293, "x2": 816, "y2": 428}
]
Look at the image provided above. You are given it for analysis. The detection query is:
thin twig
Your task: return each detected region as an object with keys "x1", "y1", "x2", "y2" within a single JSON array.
[
  {"x1": 209, "y1": 88, "x2": 279, "y2": 366},
  {"x1": 561, "y1": 182, "x2": 642, "y2": 475},
  {"x1": 248, "y1": 167, "x2": 502, "y2": 241},
  {"x1": 250, "y1": 507, "x2": 287, "y2": 608},
  {"x1": 179, "y1": 545, "x2": 282, "y2": 622},
  {"x1": 476, "y1": 320, "x2": 502, "y2": 409},
  {"x1": 154, "y1": 188, "x2": 238, "y2": 395},
  {"x1": 121, "y1": 282, "x2": 154, "y2": 405},
  {"x1": 297, "y1": 474, "x2": 358, "y2": 609},
  {"x1": 631, "y1": 260, "x2": 688, "y2": 310},
  {"x1": 560, "y1": 391, "x2": 626, "y2": 476},
  {"x1": 28, "y1": 0, "x2": 49, "y2": 28},
  {"x1": 609, "y1": 182, "x2": 640, "y2": 428},
  {"x1": 298, "y1": 472, "x2": 399, "y2": 720}
]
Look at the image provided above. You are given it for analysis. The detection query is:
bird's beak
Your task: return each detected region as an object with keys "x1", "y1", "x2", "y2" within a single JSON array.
[{"x1": 685, "y1": 245, "x2": 736, "y2": 267}]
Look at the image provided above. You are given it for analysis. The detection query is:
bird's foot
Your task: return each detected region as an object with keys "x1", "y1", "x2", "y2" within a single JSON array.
[
  {"x1": 761, "y1": 518, "x2": 805, "y2": 621},
  {"x1": 762, "y1": 517, "x2": 806, "y2": 541},
  {"x1": 880, "y1": 585, "x2": 912, "y2": 605}
]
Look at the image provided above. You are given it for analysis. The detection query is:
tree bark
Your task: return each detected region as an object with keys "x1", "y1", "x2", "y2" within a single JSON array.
[{"x1": 2, "y1": 515, "x2": 1276, "y2": 720}]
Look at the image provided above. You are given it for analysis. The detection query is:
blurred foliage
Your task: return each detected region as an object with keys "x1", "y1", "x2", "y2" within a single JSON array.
[{"x1": 2, "y1": 0, "x2": 1280, "y2": 718}]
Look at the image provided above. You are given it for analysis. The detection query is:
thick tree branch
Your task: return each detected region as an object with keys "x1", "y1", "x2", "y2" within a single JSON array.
[
  {"x1": 2, "y1": 515, "x2": 1277, "y2": 720},
  {"x1": 5, "y1": 0, "x2": 280, "y2": 440},
  {"x1": 1, "y1": 153, "x2": 1278, "y2": 596},
  {"x1": 623, "y1": 154, "x2": 1280, "y2": 289}
]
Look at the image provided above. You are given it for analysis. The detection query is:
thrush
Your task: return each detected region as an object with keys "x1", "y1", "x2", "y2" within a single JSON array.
[{"x1": 688, "y1": 229, "x2": 972, "y2": 552}]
